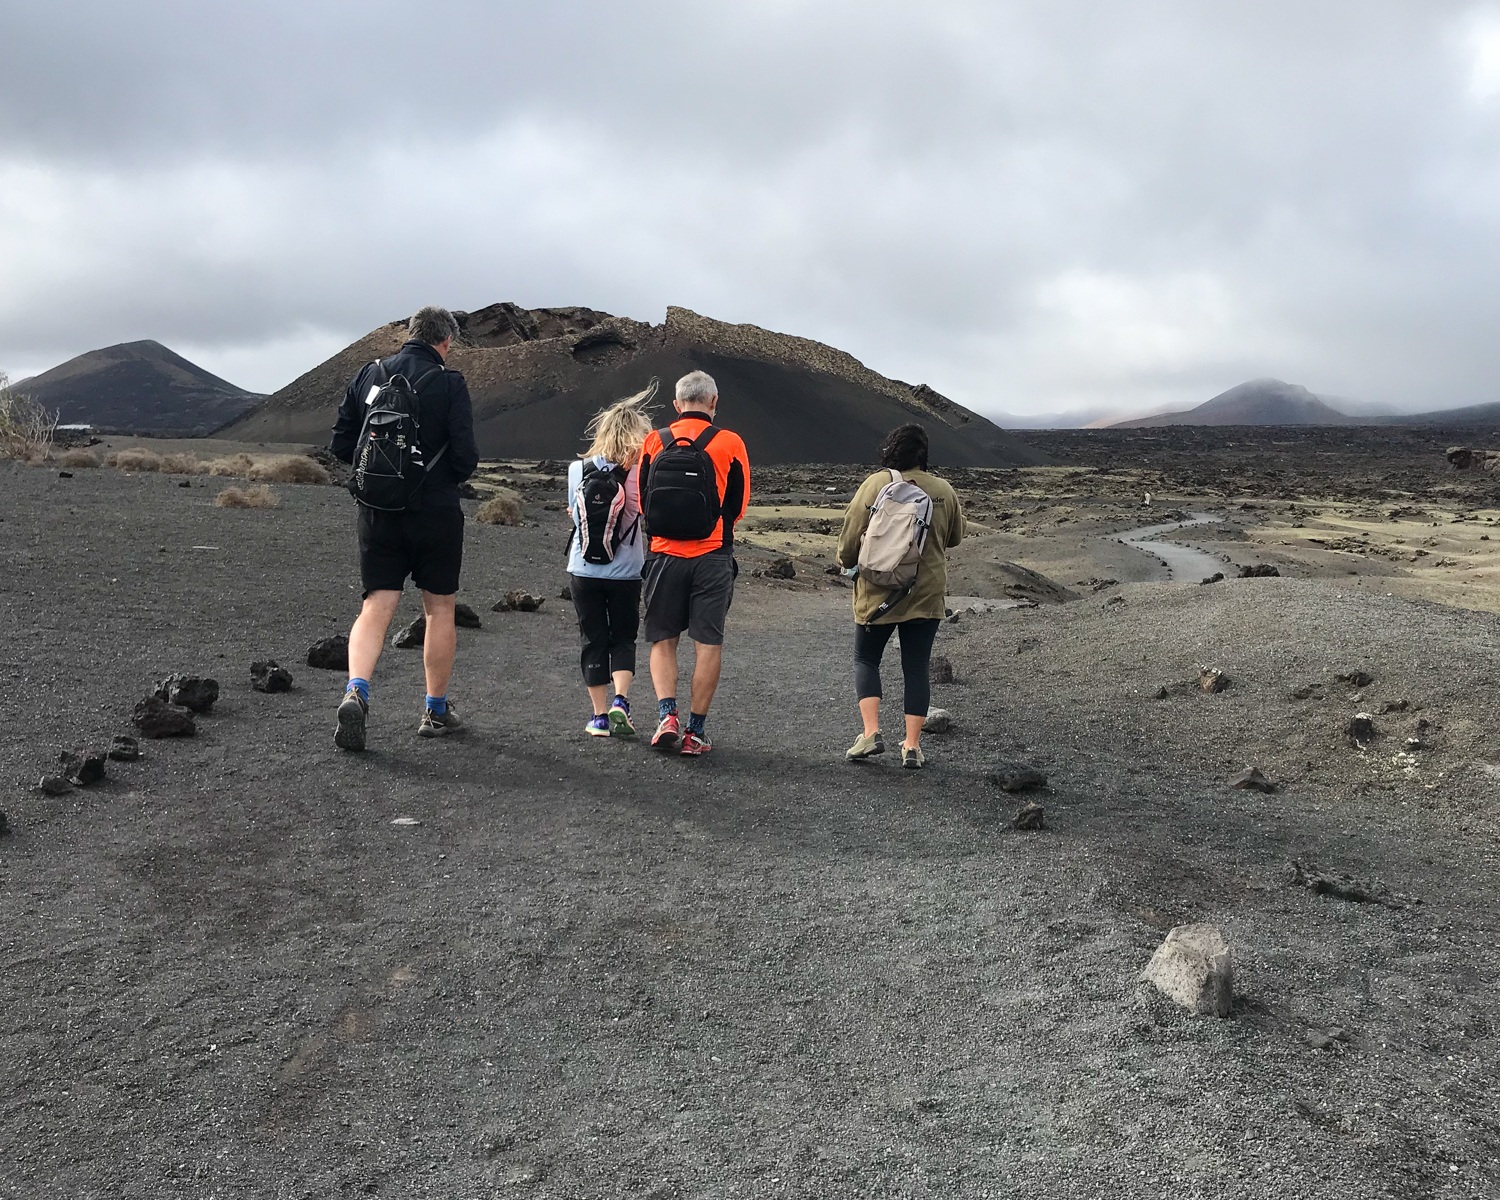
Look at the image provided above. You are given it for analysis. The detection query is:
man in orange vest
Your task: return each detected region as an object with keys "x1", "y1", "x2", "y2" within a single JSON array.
[{"x1": 636, "y1": 371, "x2": 751, "y2": 756}]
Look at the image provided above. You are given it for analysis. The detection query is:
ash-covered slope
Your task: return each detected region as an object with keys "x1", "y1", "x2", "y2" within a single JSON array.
[
  {"x1": 228, "y1": 304, "x2": 1050, "y2": 467},
  {"x1": 18, "y1": 340, "x2": 262, "y2": 435},
  {"x1": 1109, "y1": 379, "x2": 1352, "y2": 428}
]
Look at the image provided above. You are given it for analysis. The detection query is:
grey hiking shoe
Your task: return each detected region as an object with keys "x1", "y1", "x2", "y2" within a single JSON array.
[
  {"x1": 902, "y1": 745, "x2": 926, "y2": 770},
  {"x1": 418, "y1": 702, "x2": 464, "y2": 738},
  {"x1": 846, "y1": 731, "x2": 885, "y2": 761},
  {"x1": 334, "y1": 688, "x2": 368, "y2": 752}
]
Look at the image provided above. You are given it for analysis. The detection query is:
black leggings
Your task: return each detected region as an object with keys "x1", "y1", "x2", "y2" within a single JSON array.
[
  {"x1": 570, "y1": 575, "x2": 641, "y2": 687},
  {"x1": 853, "y1": 618, "x2": 941, "y2": 716}
]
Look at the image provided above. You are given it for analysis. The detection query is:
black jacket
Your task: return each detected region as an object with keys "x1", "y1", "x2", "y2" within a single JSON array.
[{"x1": 331, "y1": 340, "x2": 480, "y2": 509}]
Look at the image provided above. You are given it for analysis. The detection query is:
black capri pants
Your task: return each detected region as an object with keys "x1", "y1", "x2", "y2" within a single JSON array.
[
  {"x1": 569, "y1": 574, "x2": 642, "y2": 687},
  {"x1": 853, "y1": 618, "x2": 941, "y2": 717}
]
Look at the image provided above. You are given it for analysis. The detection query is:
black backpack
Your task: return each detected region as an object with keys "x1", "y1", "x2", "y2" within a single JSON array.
[
  {"x1": 644, "y1": 424, "x2": 722, "y2": 541},
  {"x1": 349, "y1": 361, "x2": 447, "y2": 511},
  {"x1": 572, "y1": 461, "x2": 638, "y2": 564}
]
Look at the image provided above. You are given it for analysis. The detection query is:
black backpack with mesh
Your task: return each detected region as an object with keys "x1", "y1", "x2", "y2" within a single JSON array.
[{"x1": 348, "y1": 362, "x2": 447, "y2": 511}]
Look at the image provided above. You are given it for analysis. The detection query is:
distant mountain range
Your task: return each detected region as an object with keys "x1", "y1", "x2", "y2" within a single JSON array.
[
  {"x1": 226, "y1": 303, "x2": 1050, "y2": 467},
  {"x1": 17, "y1": 340, "x2": 262, "y2": 435},
  {"x1": 1101, "y1": 379, "x2": 1353, "y2": 428}
]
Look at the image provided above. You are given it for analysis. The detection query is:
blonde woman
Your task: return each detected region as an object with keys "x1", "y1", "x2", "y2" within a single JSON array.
[{"x1": 566, "y1": 383, "x2": 657, "y2": 736}]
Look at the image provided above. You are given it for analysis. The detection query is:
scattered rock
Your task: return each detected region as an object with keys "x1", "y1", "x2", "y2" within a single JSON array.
[
  {"x1": 1379, "y1": 698, "x2": 1408, "y2": 714},
  {"x1": 457, "y1": 481, "x2": 480, "y2": 500},
  {"x1": 990, "y1": 761, "x2": 1048, "y2": 792},
  {"x1": 1103, "y1": 594, "x2": 1127, "y2": 609},
  {"x1": 1198, "y1": 667, "x2": 1230, "y2": 693},
  {"x1": 177, "y1": 479, "x2": 191, "y2": 488},
  {"x1": 132, "y1": 696, "x2": 196, "y2": 738},
  {"x1": 930, "y1": 655, "x2": 955, "y2": 685},
  {"x1": 1199, "y1": 572, "x2": 1224, "y2": 585},
  {"x1": 58, "y1": 470, "x2": 73, "y2": 479},
  {"x1": 0, "y1": 811, "x2": 8, "y2": 837},
  {"x1": 1285, "y1": 859, "x2": 1394, "y2": 905},
  {"x1": 1306, "y1": 1026, "x2": 1349, "y2": 1051},
  {"x1": 559, "y1": 585, "x2": 573, "y2": 601},
  {"x1": 1238, "y1": 564, "x2": 1280, "y2": 578},
  {"x1": 307, "y1": 635, "x2": 350, "y2": 670},
  {"x1": 1345, "y1": 713, "x2": 1378, "y2": 747},
  {"x1": 454, "y1": 602, "x2": 483, "y2": 629},
  {"x1": 1289, "y1": 683, "x2": 1322, "y2": 700},
  {"x1": 71, "y1": 752, "x2": 107, "y2": 787},
  {"x1": 1337, "y1": 670, "x2": 1374, "y2": 688},
  {"x1": 1404, "y1": 737, "x2": 1427, "y2": 751},
  {"x1": 1153, "y1": 686, "x2": 1170, "y2": 700},
  {"x1": 1142, "y1": 923, "x2": 1234, "y2": 1018},
  {"x1": 153, "y1": 674, "x2": 219, "y2": 713},
  {"x1": 1231, "y1": 766, "x2": 1276, "y2": 793},
  {"x1": 757, "y1": 557, "x2": 796, "y2": 579},
  {"x1": 107, "y1": 735, "x2": 140, "y2": 762},
  {"x1": 392, "y1": 616, "x2": 426, "y2": 648},
  {"x1": 39, "y1": 775, "x2": 73, "y2": 796},
  {"x1": 923, "y1": 708, "x2": 953, "y2": 734},
  {"x1": 492, "y1": 590, "x2": 545, "y2": 613},
  {"x1": 250, "y1": 660, "x2": 293, "y2": 693},
  {"x1": 1012, "y1": 802, "x2": 1046, "y2": 831}
]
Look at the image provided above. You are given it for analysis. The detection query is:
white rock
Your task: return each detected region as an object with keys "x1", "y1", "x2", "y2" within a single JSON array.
[
  {"x1": 1142, "y1": 923, "x2": 1234, "y2": 1017},
  {"x1": 923, "y1": 708, "x2": 953, "y2": 733}
]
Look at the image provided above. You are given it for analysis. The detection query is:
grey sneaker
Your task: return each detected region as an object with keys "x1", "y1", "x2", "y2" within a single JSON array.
[
  {"x1": 334, "y1": 688, "x2": 368, "y2": 752},
  {"x1": 846, "y1": 731, "x2": 885, "y2": 761},
  {"x1": 902, "y1": 745, "x2": 925, "y2": 770},
  {"x1": 418, "y1": 702, "x2": 464, "y2": 738}
]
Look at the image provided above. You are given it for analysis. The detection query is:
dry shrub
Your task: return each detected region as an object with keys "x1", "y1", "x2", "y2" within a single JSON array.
[
  {"x1": 206, "y1": 453, "x2": 255, "y2": 477},
  {"x1": 157, "y1": 452, "x2": 207, "y2": 475},
  {"x1": 474, "y1": 488, "x2": 524, "y2": 525},
  {"x1": 246, "y1": 454, "x2": 330, "y2": 485},
  {"x1": 215, "y1": 484, "x2": 278, "y2": 509},
  {"x1": 58, "y1": 448, "x2": 101, "y2": 468},
  {"x1": 0, "y1": 373, "x2": 56, "y2": 461},
  {"x1": 107, "y1": 448, "x2": 163, "y2": 472}
]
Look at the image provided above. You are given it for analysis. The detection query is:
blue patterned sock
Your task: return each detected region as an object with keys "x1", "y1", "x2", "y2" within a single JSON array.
[
  {"x1": 658, "y1": 697, "x2": 677, "y2": 720},
  {"x1": 348, "y1": 677, "x2": 370, "y2": 704},
  {"x1": 688, "y1": 712, "x2": 706, "y2": 736},
  {"x1": 426, "y1": 694, "x2": 447, "y2": 715}
]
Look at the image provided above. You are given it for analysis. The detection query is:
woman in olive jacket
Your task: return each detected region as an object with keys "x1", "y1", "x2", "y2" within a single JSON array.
[{"x1": 835, "y1": 423, "x2": 966, "y2": 768}]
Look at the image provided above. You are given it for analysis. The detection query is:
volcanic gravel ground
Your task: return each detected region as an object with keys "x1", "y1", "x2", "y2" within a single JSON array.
[{"x1": 3, "y1": 461, "x2": 1500, "y2": 1198}]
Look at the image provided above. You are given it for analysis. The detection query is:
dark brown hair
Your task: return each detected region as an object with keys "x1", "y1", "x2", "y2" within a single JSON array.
[{"x1": 878, "y1": 423, "x2": 929, "y2": 471}]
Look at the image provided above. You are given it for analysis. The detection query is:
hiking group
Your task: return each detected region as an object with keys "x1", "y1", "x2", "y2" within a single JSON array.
[{"x1": 329, "y1": 306, "x2": 965, "y2": 767}]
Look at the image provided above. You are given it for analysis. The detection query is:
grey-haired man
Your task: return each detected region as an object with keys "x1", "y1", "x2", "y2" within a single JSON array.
[{"x1": 329, "y1": 305, "x2": 481, "y2": 750}]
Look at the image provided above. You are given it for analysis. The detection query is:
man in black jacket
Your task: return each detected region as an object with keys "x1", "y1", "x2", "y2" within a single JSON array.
[{"x1": 329, "y1": 305, "x2": 481, "y2": 751}]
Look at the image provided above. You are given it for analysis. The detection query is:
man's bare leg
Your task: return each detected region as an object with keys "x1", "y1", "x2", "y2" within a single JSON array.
[
  {"x1": 420, "y1": 591, "x2": 457, "y2": 700},
  {"x1": 688, "y1": 642, "x2": 723, "y2": 716},
  {"x1": 348, "y1": 590, "x2": 401, "y2": 682}
]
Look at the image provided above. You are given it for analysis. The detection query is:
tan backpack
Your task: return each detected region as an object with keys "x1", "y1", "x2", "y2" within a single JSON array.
[{"x1": 857, "y1": 469, "x2": 934, "y2": 617}]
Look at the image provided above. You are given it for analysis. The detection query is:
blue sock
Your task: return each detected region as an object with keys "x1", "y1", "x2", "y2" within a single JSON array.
[
  {"x1": 426, "y1": 694, "x2": 446, "y2": 714},
  {"x1": 688, "y1": 712, "x2": 706, "y2": 736},
  {"x1": 348, "y1": 677, "x2": 370, "y2": 704},
  {"x1": 658, "y1": 697, "x2": 677, "y2": 720}
]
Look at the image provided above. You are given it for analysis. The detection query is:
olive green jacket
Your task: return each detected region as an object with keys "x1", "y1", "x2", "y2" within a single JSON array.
[{"x1": 836, "y1": 468, "x2": 966, "y2": 624}]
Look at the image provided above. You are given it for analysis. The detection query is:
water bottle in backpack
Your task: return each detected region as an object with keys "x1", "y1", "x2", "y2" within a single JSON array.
[{"x1": 349, "y1": 361, "x2": 448, "y2": 511}]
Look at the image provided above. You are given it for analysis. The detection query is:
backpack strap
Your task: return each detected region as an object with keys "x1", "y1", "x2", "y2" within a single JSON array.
[{"x1": 691, "y1": 425, "x2": 721, "y2": 452}]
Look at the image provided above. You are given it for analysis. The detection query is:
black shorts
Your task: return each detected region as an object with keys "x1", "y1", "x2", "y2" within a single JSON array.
[
  {"x1": 357, "y1": 505, "x2": 464, "y2": 596},
  {"x1": 642, "y1": 552, "x2": 735, "y2": 645}
]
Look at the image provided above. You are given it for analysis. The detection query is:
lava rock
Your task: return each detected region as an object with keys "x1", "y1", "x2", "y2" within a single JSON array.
[
  {"x1": 990, "y1": 761, "x2": 1048, "y2": 792},
  {"x1": 458, "y1": 481, "x2": 481, "y2": 500},
  {"x1": 1199, "y1": 572, "x2": 1224, "y2": 585},
  {"x1": 1345, "y1": 713, "x2": 1378, "y2": 746},
  {"x1": 177, "y1": 479, "x2": 191, "y2": 488},
  {"x1": 493, "y1": 591, "x2": 545, "y2": 613},
  {"x1": 454, "y1": 602, "x2": 483, "y2": 629},
  {"x1": 559, "y1": 585, "x2": 573, "y2": 601},
  {"x1": 0, "y1": 811, "x2": 9, "y2": 837},
  {"x1": 1153, "y1": 686, "x2": 1170, "y2": 700},
  {"x1": 1336, "y1": 670, "x2": 1374, "y2": 688},
  {"x1": 1143, "y1": 923, "x2": 1234, "y2": 1018},
  {"x1": 107, "y1": 735, "x2": 140, "y2": 762},
  {"x1": 1285, "y1": 859, "x2": 1393, "y2": 905},
  {"x1": 132, "y1": 696, "x2": 196, "y2": 738},
  {"x1": 1289, "y1": 682, "x2": 1322, "y2": 700},
  {"x1": 39, "y1": 775, "x2": 73, "y2": 796},
  {"x1": 1306, "y1": 1027, "x2": 1349, "y2": 1051},
  {"x1": 250, "y1": 660, "x2": 293, "y2": 693},
  {"x1": 1012, "y1": 802, "x2": 1046, "y2": 831},
  {"x1": 758, "y1": 557, "x2": 796, "y2": 579},
  {"x1": 307, "y1": 635, "x2": 350, "y2": 670},
  {"x1": 1238, "y1": 564, "x2": 1280, "y2": 578},
  {"x1": 1198, "y1": 667, "x2": 1230, "y2": 693},
  {"x1": 393, "y1": 616, "x2": 426, "y2": 648},
  {"x1": 58, "y1": 470, "x2": 73, "y2": 479},
  {"x1": 923, "y1": 708, "x2": 954, "y2": 734},
  {"x1": 1379, "y1": 698, "x2": 1408, "y2": 714},
  {"x1": 71, "y1": 752, "x2": 107, "y2": 786},
  {"x1": 153, "y1": 674, "x2": 219, "y2": 713},
  {"x1": 1231, "y1": 766, "x2": 1276, "y2": 793},
  {"x1": 930, "y1": 655, "x2": 956, "y2": 685}
]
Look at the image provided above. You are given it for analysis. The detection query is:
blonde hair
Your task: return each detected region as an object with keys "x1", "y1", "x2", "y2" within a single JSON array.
[{"x1": 582, "y1": 379, "x2": 658, "y2": 467}]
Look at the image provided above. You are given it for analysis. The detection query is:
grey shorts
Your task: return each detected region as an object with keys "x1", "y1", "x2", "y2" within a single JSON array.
[{"x1": 642, "y1": 552, "x2": 735, "y2": 645}]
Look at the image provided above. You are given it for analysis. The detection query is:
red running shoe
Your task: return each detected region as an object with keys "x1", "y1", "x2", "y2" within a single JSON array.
[
  {"x1": 651, "y1": 712, "x2": 681, "y2": 752},
  {"x1": 679, "y1": 730, "x2": 711, "y2": 756}
]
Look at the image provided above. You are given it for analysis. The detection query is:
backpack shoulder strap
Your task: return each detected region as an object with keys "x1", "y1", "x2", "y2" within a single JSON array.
[
  {"x1": 411, "y1": 366, "x2": 444, "y2": 393},
  {"x1": 692, "y1": 425, "x2": 721, "y2": 452},
  {"x1": 888, "y1": 468, "x2": 902, "y2": 484},
  {"x1": 363, "y1": 359, "x2": 390, "y2": 406}
]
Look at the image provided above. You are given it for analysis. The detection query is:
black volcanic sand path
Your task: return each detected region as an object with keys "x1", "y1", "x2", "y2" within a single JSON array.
[{"x1": 3, "y1": 461, "x2": 1500, "y2": 1198}]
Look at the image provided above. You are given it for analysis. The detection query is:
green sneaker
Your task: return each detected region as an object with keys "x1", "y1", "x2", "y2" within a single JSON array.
[{"x1": 846, "y1": 731, "x2": 885, "y2": 761}]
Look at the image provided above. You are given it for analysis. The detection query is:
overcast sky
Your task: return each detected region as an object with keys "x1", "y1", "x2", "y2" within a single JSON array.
[{"x1": 3, "y1": 1, "x2": 1500, "y2": 423}]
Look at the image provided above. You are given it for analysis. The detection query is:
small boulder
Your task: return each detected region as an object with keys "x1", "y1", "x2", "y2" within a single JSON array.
[
  {"x1": 250, "y1": 660, "x2": 293, "y2": 693},
  {"x1": 132, "y1": 696, "x2": 196, "y2": 738},
  {"x1": 392, "y1": 616, "x2": 426, "y2": 648},
  {"x1": 306, "y1": 635, "x2": 349, "y2": 670},
  {"x1": 1153, "y1": 686, "x2": 1170, "y2": 700},
  {"x1": 39, "y1": 775, "x2": 73, "y2": 796},
  {"x1": 1198, "y1": 667, "x2": 1230, "y2": 694},
  {"x1": 1346, "y1": 713, "x2": 1378, "y2": 747},
  {"x1": 1231, "y1": 766, "x2": 1276, "y2": 793},
  {"x1": 1238, "y1": 564, "x2": 1280, "y2": 578},
  {"x1": 930, "y1": 655, "x2": 956, "y2": 685},
  {"x1": 107, "y1": 735, "x2": 140, "y2": 762},
  {"x1": 58, "y1": 470, "x2": 73, "y2": 479},
  {"x1": 71, "y1": 752, "x2": 107, "y2": 787},
  {"x1": 758, "y1": 557, "x2": 796, "y2": 579},
  {"x1": 153, "y1": 674, "x2": 219, "y2": 713},
  {"x1": 559, "y1": 585, "x2": 573, "y2": 601},
  {"x1": 1199, "y1": 572, "x2": 1224, "y2": 585},
  {"x1": 923, "y1": 708, "x2": 954, "y2": 734},
  {"x1": 990, "y1": 761, "x2": 1048, "y2": 792},
  {"x1": 1012, "y1": 802, "x2": 1046, "y2": 831},
  {"x1": 1336, "y1": 670, "x2": 1374, "y2": 688},
  {"x1": 1142, "y1": 923, "x2": 1234, "y2": 1018},
  {"x1": 454, "y1": 602, "x2": 483, "y2": 629},
  {"x1": 493, "y1": 590, "x2": 545, "y2": 613}
]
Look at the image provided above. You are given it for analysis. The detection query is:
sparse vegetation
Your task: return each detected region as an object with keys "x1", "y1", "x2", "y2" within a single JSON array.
[
  {"x1": 474, "y1": 488, "x2": 525, "y2": 525},
  {"x1": 106, "y1": 448, "x2": 165, "y2": 472},
  {"x1": 158, "y1": 452, "x2": 208, "y2": 474},
  {"x1": 57, "y1": 448, "x2": 101, "y2": 468},
  {"x1": 0, "y1": 372, "x2": 58, "y2": 462},
  {"x1": 246, "y1": 454, "x2": 330, "y2": 485},
  {"x1": 205, "y1": 453, "x2": 256, "y2": 477},
  {"x1": 215, "y1": 484, "x2": 278, "y2": 509}
]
